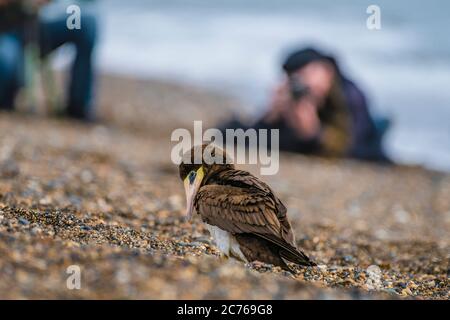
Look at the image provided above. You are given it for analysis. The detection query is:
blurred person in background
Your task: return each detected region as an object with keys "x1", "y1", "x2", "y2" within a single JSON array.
[
  {"x1": 221, "y1": 47, "x2": 391, "y2": 162},
  {"x1": 0, "y1": 0, "x2": 97, "y2": 121}
]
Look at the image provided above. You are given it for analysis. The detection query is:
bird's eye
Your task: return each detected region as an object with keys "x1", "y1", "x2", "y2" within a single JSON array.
[{"x1": 188, "y1": 170, "x2": 196, "y2": 184}]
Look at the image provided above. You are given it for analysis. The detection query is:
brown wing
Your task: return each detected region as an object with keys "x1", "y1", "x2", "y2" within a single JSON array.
[
  {"x1": 234, "y1": 234, "x2": 290, "y2": 271},
  {"x1": 211, "y1": 169, "x2": 296, "y2": 245},
  {"x1": 195, "y1": 184, "x2": 313, "y2": 266}
]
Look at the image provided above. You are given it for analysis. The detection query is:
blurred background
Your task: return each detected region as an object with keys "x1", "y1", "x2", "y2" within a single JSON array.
[
  {"x1": 1, "y1": 0, "x2": 449, "y2": 299},
  {"x1": 46, "y1": 0, "x2": 450, "y2": 171},
  {"x1": 1, "y1": 0, "x2": 449, "y2": 169}
]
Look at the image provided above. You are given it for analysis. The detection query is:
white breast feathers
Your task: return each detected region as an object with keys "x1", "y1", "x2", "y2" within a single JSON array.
[{"x1": 205, "y1": 223, "x2": 247, "y2": 262}]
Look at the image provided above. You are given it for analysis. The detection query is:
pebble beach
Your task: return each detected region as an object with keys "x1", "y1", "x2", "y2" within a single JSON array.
[{"x1": 0, "y1": 74, "x2": 448, "y2": 299}]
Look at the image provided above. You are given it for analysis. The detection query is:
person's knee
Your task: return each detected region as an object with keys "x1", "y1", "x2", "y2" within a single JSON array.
[
  {"x1": 0, "y1": 35, "x2": 22, "y2": 83},
  {"x1": 76, "y1": 13, "x2": 97, "y2": 49},
  {"x1": 0, "y1": 34, "x2": 23, "y2": 105}
]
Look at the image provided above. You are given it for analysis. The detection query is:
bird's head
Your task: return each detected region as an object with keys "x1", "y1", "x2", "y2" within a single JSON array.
[{"x1": 179, "y1": 144, "x2": 234, "y2": 219}]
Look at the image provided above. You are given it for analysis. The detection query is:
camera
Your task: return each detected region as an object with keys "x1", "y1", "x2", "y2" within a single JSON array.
[{"x1": 289, "y1": 76, "x2": 309, "y2": 101}]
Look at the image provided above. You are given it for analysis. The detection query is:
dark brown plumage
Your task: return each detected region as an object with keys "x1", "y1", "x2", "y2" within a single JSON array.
[{"x1": 179, "y1": 144, "x2": 315, "y2": 270}]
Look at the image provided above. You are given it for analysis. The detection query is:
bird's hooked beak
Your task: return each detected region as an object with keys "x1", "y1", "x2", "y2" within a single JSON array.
[{"x1": 183, "y1": 166, "x2": 205, "y2": 220}]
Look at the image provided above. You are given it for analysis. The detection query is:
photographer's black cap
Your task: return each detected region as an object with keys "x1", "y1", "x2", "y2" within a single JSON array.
[{"x1": 282, "y1": 47, "x2": 336, "y2": 75}]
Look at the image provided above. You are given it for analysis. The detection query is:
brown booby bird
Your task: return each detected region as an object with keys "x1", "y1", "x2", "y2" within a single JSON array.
[{"x1": 179, "y1": 144, "x2": 315, "y2": 270}]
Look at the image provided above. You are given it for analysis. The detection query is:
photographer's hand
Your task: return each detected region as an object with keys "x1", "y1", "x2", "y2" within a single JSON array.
[
  {"x1": 264, "y1": 80, "x2": 291, "y2": 123},
  {"x1": 265, "y1": 78, "x2": 321, "y2": 139},
  {"x1": 286, "y1": 97, "x2": 321, "y2": 140}
]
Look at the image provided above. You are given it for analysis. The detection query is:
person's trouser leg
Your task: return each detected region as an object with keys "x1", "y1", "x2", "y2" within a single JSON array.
[
  {"x1": 0, "y1": 34, "x2": 23, "y2": 110},
  {"x1": 39, "y1": 13, "x2": 97, "y2": 119}
]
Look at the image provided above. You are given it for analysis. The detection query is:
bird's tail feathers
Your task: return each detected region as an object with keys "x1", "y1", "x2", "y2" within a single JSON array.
[{"x1": 280, "y1": 248, "x2": 316, "y2": 267}]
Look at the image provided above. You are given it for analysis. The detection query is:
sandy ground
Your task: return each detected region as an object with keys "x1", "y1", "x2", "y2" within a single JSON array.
[{"x1": 0, "y1": 74, "x2": 448, "y2": 299}]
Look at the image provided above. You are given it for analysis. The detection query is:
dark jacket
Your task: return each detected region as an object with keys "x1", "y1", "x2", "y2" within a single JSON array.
[{"x1": 342, "y1": 78, "x2": 388, "y2": 161}]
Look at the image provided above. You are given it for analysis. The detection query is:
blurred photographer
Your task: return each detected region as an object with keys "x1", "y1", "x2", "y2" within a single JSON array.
[
  {"x1": 0, "y1": 0, "x2": 97, "y2": 121},
  {"x1": 221, "y1": 47, "x2": 390, "y2": 162}
]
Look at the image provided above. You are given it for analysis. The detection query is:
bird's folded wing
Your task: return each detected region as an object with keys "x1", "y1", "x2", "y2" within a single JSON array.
[
  {"x1": 195, "y1": 184, "x2": 302, "y2": 259},
  {"x1": 217, "y1": 170, "x2": 295, "y2": 243}
]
